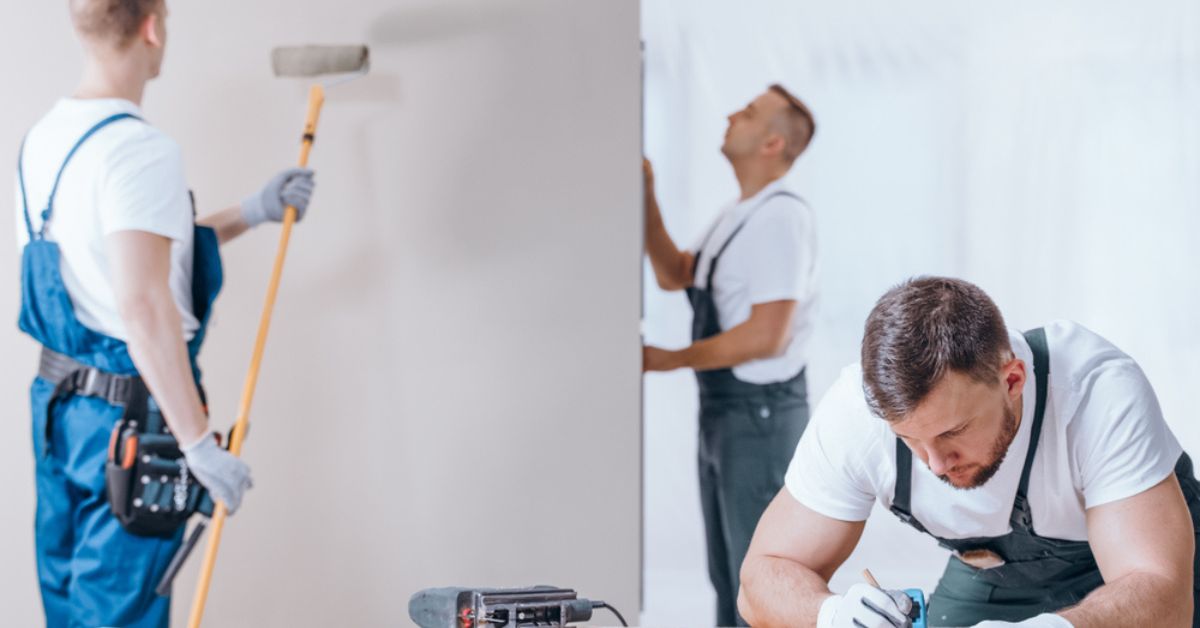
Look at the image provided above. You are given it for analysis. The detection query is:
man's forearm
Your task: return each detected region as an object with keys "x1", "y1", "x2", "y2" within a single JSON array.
[
  {"x1": 1059, "y1": 571, "x2": 1191, "y2": 628},
  {"x1": 197, "y1": 205, "x2": 250, "y2": 245},
  {"x1": 665, "y1": 317, "x2": 785, "y2": 371},
  {"x1": 739, "y1": 554, "x2": 831, "y2": 627},
  {"x1": 644, "y1": 195, "x2": 691, "y2": 290},
  {"x1": 119, "y1": 291, "x2": 210, "y2": 446}
]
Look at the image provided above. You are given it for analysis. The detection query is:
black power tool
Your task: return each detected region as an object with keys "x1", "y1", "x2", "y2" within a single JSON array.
[{"x1": 409, "y1": 586, "x2": 628, "y2": 628}]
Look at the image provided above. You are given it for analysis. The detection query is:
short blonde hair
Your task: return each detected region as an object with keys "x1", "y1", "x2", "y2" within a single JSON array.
[{"x1": 69, "y1": 0, "x2": 161, "y2": 47}]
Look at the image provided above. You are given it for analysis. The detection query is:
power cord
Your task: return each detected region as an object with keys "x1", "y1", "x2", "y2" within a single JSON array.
[{"x1": 590, "y1": 601, "x2": 629, "y2": 627}]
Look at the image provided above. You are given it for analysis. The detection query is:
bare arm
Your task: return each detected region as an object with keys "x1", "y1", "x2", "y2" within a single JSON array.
[
  {"x1": 197, "y1": 205, "x2": 250, "y2": 245},
  {"x1": 1056, "y1": 475, "x2": 1194, "y2": 627},
  {"x1": 644, "y1": 300, "x2": 795, "y2": 372},
  {"x1": 107, "y1": 230, "x2": 209, "y2": 446},
  {"x1": 739, "y1": 489, "x2": 866, "y2": 627},
  {"x1": 643, "y1": 158, "x2": 694, "y2": 291}
]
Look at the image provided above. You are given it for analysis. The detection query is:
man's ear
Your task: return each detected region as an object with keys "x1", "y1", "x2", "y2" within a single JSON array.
[
  {"x1": 761, "y1": 133, "x2": 786, "y2": 160},
  {"x1": 142, "y1": 12, "x2": 162, "y2": 48},
  {"x1": 1002, "y1": 355, "x2": 1026, "y2": 401}
]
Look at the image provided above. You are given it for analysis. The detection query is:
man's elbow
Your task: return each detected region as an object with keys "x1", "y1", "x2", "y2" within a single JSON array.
[
  {"x1": 115, "y1": 289, "x2": 172, "y2": 337},
  {"x1": 656, "y1": 260, "x2": 693, "y2": 292},
  {"x1": 768, "y1": 333, "x2": 791, "y2": 357},
  {"x1": 754, "y1": 330, "x2": 792, "y2": 360},
  {"x1": 654, "y1": 274, "x2": 684, "y2": 292},
  {"x1": 737, "y1": 558, "x2": 762, "y2": 626},
  {"x1": 737, "y1": 586, "x2": 756, "y2": 626}
]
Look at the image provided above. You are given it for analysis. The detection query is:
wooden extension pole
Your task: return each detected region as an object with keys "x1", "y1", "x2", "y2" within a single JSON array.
[{"x1": 187, "y1": 84, "x2": 326, "y2": 628}]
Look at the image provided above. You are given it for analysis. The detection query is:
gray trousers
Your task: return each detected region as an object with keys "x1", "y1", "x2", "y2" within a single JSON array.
[{"x1": 697, "y1": 373, "x2": 809, "y2": 627}]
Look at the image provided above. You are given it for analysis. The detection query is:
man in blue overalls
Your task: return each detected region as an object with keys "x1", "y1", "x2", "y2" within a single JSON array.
[
  {"x1": 15, "y1": 1, "x2": 316, "y2": 625},
  {"x1": 740, "y1": 277, "x2": 1200, "y2": 628},
  {"x1": 643, "y1": 85, "x2": 818, "y2": 627}
]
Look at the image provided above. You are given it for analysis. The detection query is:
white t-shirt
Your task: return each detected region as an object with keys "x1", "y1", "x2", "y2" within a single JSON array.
[
  {"x1": 690, "y1": 179, "x2": 818, "y2": 384},
  {"x1": 15, "y1": 98, "x2": 199, "y2": 342},
  {"x1": 785, "y1": 321, "x2": 1182, "y2": 541}
]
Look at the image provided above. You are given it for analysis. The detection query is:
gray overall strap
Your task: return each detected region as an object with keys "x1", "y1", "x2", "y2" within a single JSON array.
[
  {"x1": 892, "y1": 437, "x2": 927, "y2": 532},
  {"x1": 1018, "y1": 328, "x2": 1050, "y2": 496},
  {"x1": 17, "y1": 112, "x2": 142, "y2": 241},
  {"x1": 891, "y1": 328, "x2": 1050, "y2": 530},
  {"x1": 695, "y1": 190, "x2": 805, "y2": 287}
]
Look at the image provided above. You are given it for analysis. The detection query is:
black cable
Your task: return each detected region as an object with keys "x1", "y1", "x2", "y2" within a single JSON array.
[{"x1": 591, "y1": 601, "x2": 629, "y2": 627}]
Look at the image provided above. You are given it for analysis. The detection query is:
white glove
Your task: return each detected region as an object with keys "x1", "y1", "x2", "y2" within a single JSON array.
[
  {"x1": 241, "y1": 167, "x2": 316, "y2": 227},
  {"x1": 181, "y1": 434, "x2": 253, "y2": 514},
  {"x1": 818, "y1": 584, "x2": 913, "y2": 628},
  {"x1": 973, "y1": 614, "x2": 1073, "y2": 627}
]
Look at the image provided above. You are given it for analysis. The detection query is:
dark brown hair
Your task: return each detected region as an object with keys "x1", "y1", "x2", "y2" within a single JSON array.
[
  {"x1": 69, "y1": 0, "x2": 161, "y2": 46},
  {"x1": 768, "y1": 83, "x2": 816, "y2": 163},
  {"x1": 861, "y1": 277, "x2": 1011, "y2": 421}
]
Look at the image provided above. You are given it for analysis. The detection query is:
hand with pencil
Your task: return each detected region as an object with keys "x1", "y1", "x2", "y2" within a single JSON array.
[{"x1": 817, "y1": 569, "x2": 915, "y2": 628}]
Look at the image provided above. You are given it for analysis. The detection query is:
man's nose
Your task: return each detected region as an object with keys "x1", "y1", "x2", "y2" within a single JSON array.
[{"x1": 925, "y1": 445, "x2": 957, "y2": 476}]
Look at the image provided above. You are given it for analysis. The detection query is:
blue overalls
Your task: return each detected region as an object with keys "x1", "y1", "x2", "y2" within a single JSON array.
[
  {"x1": 891, "y1": 329, "x2": 1200, "y2": 627},
  {"x1": 687, "y1": 190, "x2": 811, "y2": 627},
  {"x1": 17, "y1": 113, "x2": 223, "y2": 627}
]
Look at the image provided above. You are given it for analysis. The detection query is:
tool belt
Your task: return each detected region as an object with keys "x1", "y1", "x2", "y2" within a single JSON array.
[{"x1": 39, "y1": 348, "x2": 214, "y2": 538}]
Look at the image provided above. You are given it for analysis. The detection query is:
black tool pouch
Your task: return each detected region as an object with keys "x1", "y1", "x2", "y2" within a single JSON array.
[{"x1": 105, "y1": 378, "x2": 214, "y2": 538}]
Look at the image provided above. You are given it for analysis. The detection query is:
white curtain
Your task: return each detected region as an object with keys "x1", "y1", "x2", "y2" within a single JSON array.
[{"x1": 641, "y1": 1, "x2": 1200, "y2": 624}]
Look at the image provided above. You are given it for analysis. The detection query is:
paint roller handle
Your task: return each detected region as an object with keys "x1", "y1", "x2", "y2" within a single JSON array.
[
  {"x1": 225, "y1": 86, "x2": 322, "y2": 462},
  {"x1": 277, "y1": 84, "x2": 325, "y2": 227},
  {"x1": 297, "y1": 85, "x2": 325, "y2": 168},
  {"x1": 188, "y1": 84, "x2": 328, "y2": 628}
]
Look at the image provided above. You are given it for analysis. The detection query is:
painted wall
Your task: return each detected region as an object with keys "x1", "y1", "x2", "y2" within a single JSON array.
[{"x1": 0, "y1": 1, "x2": 642, "y2": 625}]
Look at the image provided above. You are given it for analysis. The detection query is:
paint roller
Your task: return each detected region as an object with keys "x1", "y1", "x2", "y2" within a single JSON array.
[
  {"x1": 271, "y1": 44, "x2": 370, "y2": 81},
  {"x1": 181, "y1": 44, "x2": 371, "y2": 628}
]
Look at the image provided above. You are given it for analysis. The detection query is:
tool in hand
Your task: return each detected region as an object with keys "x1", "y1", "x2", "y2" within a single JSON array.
[
  {"x1": 183, "y1": 44, "x2": 371, "y2": 628},
  {"x1": 863, "y1": 569, "x2": 927, "y2": 628}
]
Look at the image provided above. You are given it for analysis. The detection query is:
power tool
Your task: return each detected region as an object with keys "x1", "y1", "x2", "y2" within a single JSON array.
[{"x1": 409, "y1": 586, "x2": 628, "y2": 628}]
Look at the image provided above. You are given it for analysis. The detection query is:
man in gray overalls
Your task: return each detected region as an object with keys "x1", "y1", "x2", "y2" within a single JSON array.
[
  {"x1": 643, "y1": 84, "x2": 818, "y2": 626},
  {"x1": 739, "y1": 277, "x2": 1200, "y2": 628}
]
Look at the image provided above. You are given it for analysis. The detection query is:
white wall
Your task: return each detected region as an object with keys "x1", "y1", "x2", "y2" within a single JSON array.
[
  {"x1": 642, "y1": 1, "x2": 1200, "y2": 625},
  {"x1": 0, "y1": 1, "x2": 642, "y2": 626}
]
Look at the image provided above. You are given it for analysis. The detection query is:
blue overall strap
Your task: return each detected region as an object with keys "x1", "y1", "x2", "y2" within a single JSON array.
[
  {"x1": 17, "y1": 134, "x2": 33, "y2": 240},
  {"x1": 32, "y1": 112, "x2": 142, "y2": 240}
]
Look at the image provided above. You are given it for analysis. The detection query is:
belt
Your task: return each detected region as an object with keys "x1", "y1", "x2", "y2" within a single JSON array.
[{"x1": 38, "y1": 348, "x2": 138, "y2": 406}]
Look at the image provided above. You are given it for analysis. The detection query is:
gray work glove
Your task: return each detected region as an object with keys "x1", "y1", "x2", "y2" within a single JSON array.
[
  {"x1": 818, "y1": 583, "x2": 913, "y2": 628},
  {"x1": 241, "y1": 167, "x2": 316, "y2": 227},
  {"x1": 181, "y1": 434, "x2": 253, "y2": 514},
  {"x1": 973, "y1": 615, "x2": 1073, "y2": 628}
]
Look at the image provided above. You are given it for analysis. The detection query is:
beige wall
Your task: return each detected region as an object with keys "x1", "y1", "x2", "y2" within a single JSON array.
[{"x1": 0, "y1": 1, "x2": 642, "y2": 625}]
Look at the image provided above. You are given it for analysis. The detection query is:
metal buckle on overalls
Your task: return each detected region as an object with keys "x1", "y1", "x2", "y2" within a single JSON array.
[
  {"x1": 79, "y1": 369, "x2": 100, "y2": 396},
  {"x1": 111, "y1": 378, "x2": 130, "y2": 404},
  {"x1": 1011, "y1": 495, "x2": 1034, "y2": 528}
]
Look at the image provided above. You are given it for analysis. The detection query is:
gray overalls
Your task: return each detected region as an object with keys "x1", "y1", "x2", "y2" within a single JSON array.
[
  {"x1": 687, "y1": 190, "x2": 811, "y2": 627},
  {"x1": 890, "y1": 328, "x2": 1200, "y2": 626}
]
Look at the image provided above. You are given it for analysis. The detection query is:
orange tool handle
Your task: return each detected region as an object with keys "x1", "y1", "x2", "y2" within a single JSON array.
[
  {"x1": 187, "y1": 84, "x2": 325, "y2": 628},
  {"x1": 121, "y1": 434, "x2": 139, "y2": 469}
]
